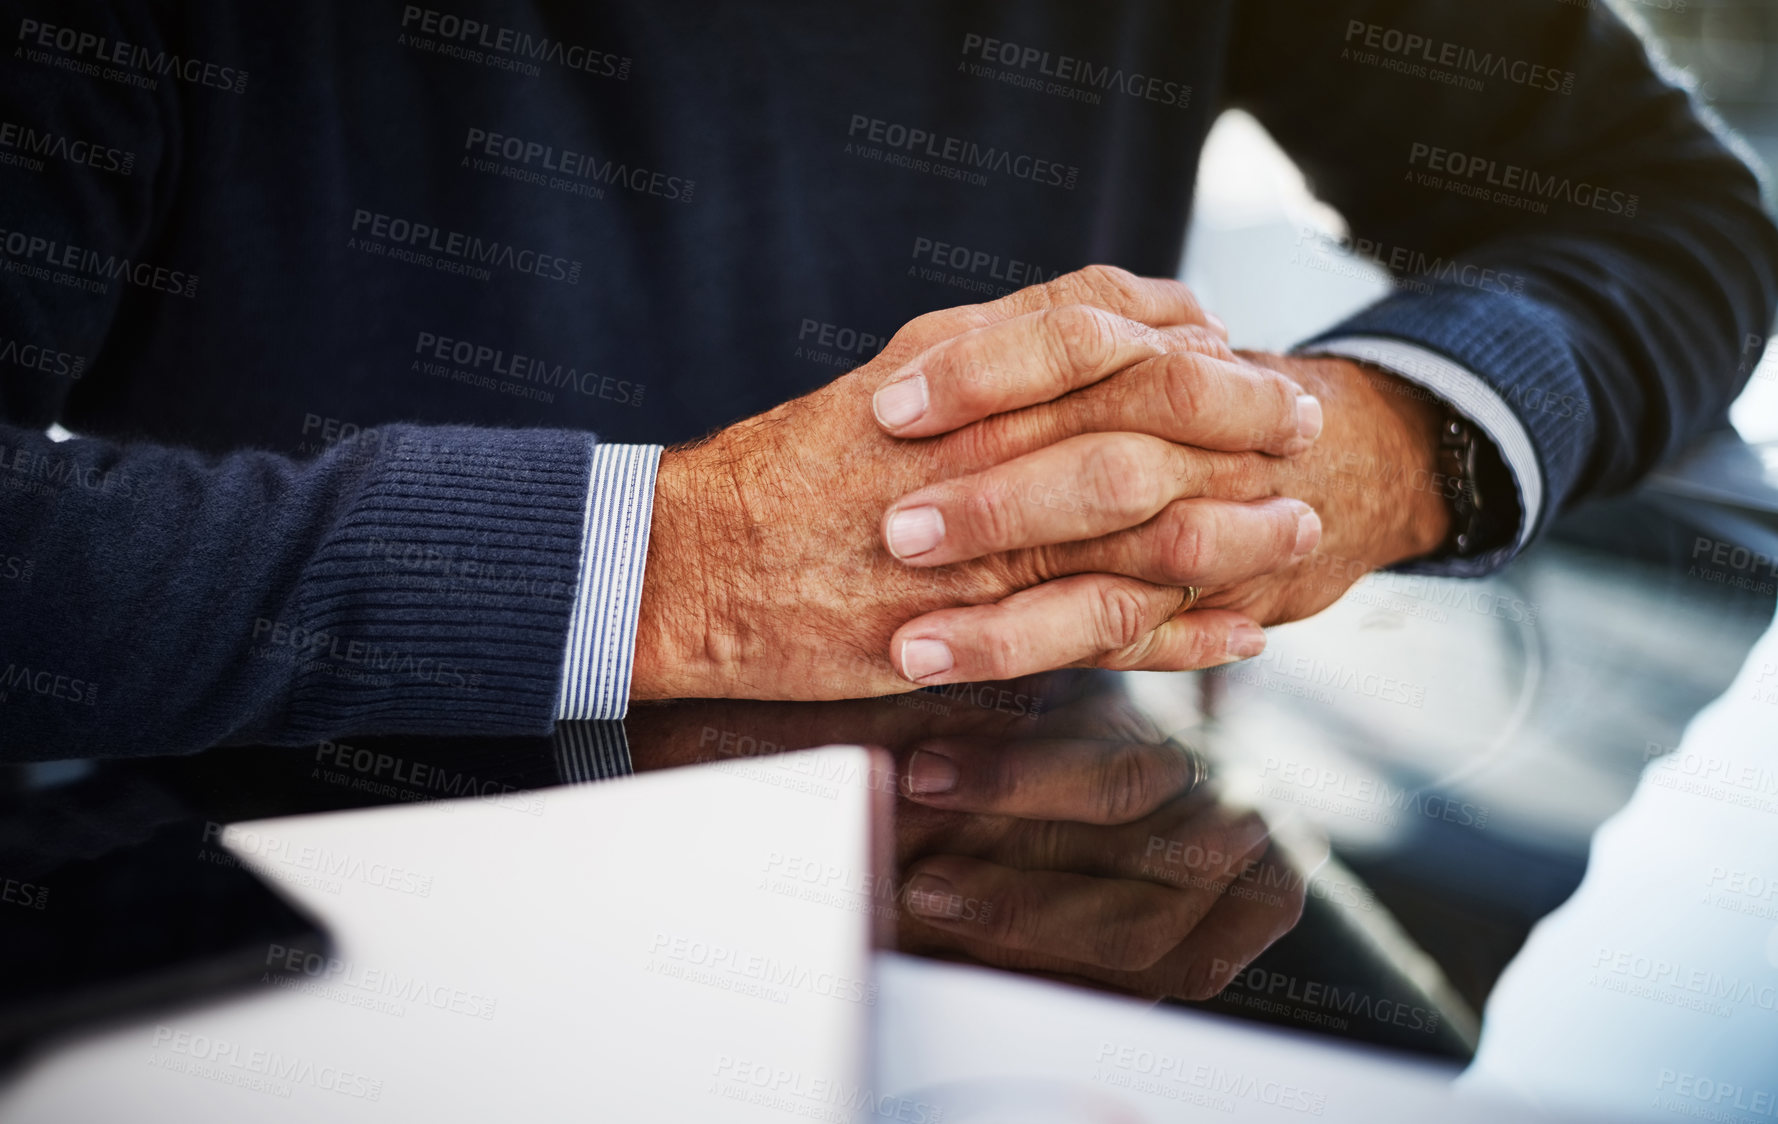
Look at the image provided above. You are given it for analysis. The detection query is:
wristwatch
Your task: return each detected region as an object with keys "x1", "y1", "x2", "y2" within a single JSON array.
[{"x1": 1438, "y1": 410, "x2": 1484, "y2": 556}]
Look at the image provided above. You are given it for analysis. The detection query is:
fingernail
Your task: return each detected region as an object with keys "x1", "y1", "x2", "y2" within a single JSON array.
[
  {"x1": 1295, "y1": 395, "x2": 1324, "y2": 442},
  {"x1": 1204, "y1": 311, "x2": 1228, "y2": 339},
  {"x1": 886, "y1": 506, "x2": 945, "y2": 559},
  {"x1": 1293, "y1": 507, "x2": 1322, "y2": 560},
  {"x1": 904, "y1": 873, "x2": 960, "y2": 919},
  {"x1": 1226, "y1": 624, "x2": 1266, "y2": 661},
  {"x1": 905, "y1": 749, "x2": 959, "y2": 796},
  {"x1": 873, "y1": 374, "x2": 928, "y2": 430},
  {"x1": 899, "y1": 638, "x2": 954, "y2": 683}
]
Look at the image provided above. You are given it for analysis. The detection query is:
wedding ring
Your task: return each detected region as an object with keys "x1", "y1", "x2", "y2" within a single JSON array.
[
  {"x1": 1163, "y1": 735, "x2": 1211, "y2": 796},
  {"x1": 1180, "y1": 585, "x2": 1202, "y2": 613}
]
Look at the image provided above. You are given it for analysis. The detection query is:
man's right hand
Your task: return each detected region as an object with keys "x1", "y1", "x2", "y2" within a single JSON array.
[{"x1": 631, "y1": 266, "x2": 1325, "y2": 701}]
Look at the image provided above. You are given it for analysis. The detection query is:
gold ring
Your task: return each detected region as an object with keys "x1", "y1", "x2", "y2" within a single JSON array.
[{"x1": 1180, "y1": 585, "x2": 1202, "y2": 613}]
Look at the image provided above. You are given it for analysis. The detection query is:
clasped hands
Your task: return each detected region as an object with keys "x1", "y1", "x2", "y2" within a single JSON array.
[{"x1": 633, "y1": 265, "x2": 1451, "y2": 701}]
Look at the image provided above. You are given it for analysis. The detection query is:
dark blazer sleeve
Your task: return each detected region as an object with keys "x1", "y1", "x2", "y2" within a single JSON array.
[{"x1": 1224, "y1": 0, "x2": 1778, "y2": 552}]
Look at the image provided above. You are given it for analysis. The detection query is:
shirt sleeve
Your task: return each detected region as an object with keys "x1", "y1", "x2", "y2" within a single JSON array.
[
  {"x1": 1300, "y1": 336, "x2": 1541, "y2": 576},
  {"x1": 555, "y1": 443, "x2": 663, "y2": 721}
]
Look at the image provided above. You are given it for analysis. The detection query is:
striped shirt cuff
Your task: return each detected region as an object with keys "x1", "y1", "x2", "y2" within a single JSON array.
[
  {"x1": 555, "y1": 443, "x2": 663, "y2": 721},
  {"x1": 551, "y1": 722, "x2": 636, "y2": 783},
  {"x1": 1299, "y1": 336, "x2": 1542, "y2": 557}
]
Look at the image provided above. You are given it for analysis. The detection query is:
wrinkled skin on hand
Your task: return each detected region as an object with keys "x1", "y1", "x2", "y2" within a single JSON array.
[{"x1": 634, "y1": 267, "x2": 1324, "y2": 701}]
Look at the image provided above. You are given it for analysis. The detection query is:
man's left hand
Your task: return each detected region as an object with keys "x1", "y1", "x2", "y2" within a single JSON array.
[
  {"x1": 883, "y1": 347, "x2": 1457, "y2": 647},
  {"x1": 1197, "y1": 352, "x2": 1454, "y2": 625}
]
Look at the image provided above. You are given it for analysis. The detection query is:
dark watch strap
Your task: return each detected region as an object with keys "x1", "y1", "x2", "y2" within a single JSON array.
[{"x1": 1438, "y1": 410, "x2": 1484, "y2": 556}]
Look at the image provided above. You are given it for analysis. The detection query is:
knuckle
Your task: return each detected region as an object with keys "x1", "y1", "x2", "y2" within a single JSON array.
[
  {"x1": 1157, "y1": 509, "x2": 1209, "y2": 583},
  {"x1": 1099, "y1": 636, "x2": 1164, "y2": 675},
  {"x1": 898, "y1": 307, "x2": 978, "y2": 352},
  {"x1": 1083, "y1": 434, "x2": 1168, "y2": 518},
  {"x1": 1091, "y1": 915, "x2": 1174, "y2": 972},
  {"x1": 1160, "y1": 352, "x2": 1211, "y2": 430},
  {"x1": 943, "y1": 349, "x2": 1006, "y2": 414},
  {"x1": 1018, "y1": 541, "x2": 1072, "y2": 585},
  {"x1": 975, "y1": 619, "x2": 1027, "y2": 681},
  {"x1": 1097, "y1": 629, "x2": 1162, "y2": 672},
  {"x1": 978, "y1": 747, "x2": 1022, "y2": 808},
  {"x1": 1074, "y1": 263, "x2": 1142, "y2": 306},
  {"x1": 1172, "y1": 619, "x2": 1226, "y2": 671},
  {"x1": 896, "y1": 310, "x2": 949, "y2": 345},
  {"x1": 982, "y1": 879, "x2": 1043, "y2": 949},
  {"x1": 1094, "y1": 582, "x2": 1157, "y2": 651},
  {"x1": 1095, "y1": 744, "x2": 1164, "y2": 824},
  {"x1": 1044, "y1": 304, "x2": 1120, "y2": 375},
  {"x1": 1017, "y1": 817, "x2": 1072, "y2": 870},
  {"x1": 959, "y1": 481, "x2": 1025, "y2": 550},
  {"x1": 1168, "y1": 323, "x2": 1230, "y2": 359}
]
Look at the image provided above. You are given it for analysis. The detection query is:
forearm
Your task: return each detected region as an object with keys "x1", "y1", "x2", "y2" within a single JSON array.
[{"x1": 630, "y1": 441, "x2": 743, "y2": 701}]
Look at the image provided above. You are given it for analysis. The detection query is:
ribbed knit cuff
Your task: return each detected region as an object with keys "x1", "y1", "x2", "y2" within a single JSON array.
[
  {"x1": 1303, "y1": 284, "x2": 1595, "y2": 545},
  {"x1": 281, "y1": 426, "x2": 596, "y2": 740}
]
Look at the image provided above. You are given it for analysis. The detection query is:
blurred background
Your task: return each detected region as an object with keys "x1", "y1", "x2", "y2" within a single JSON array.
[{"x1": 1185, "y1": 0, "x2": 1778, "y2": 442}]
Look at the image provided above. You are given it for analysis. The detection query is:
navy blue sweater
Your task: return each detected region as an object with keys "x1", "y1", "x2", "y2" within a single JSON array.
[{"x1": 1, "y1": 0, "x2": 1774, "y2": 757}]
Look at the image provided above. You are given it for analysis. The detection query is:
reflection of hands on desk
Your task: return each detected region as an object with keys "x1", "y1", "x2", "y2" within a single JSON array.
[
  {"x1": 889, "y1": 686, "x2": 1306, "y2": 1002},
  {"x1": 624, "y1": 671, "x2": 1309, "y2": 1002}
]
